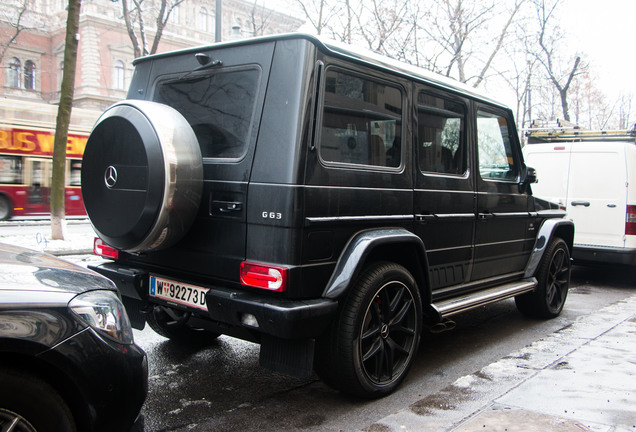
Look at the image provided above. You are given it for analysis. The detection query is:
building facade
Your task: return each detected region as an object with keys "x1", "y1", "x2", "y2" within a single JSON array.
[{"x1": 0, "y1": 0, "x2": 303, "y2": 113}]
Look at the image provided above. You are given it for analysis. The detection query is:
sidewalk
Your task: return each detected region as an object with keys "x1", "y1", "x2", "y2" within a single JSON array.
[
  {"x1": 0, "y1": 220, "x2": 94, "y2": 256},
  {"x1": 366, "y1": 294, "x2": 636, "y2": 432}
]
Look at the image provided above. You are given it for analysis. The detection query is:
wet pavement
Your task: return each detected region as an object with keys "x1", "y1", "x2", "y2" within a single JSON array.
[
  {"x1": 367, "y1": 294, "x2": 636, "y2": 432},
  {"x1": 1, "y1": 222, "x2": 635, "y2": 431}
]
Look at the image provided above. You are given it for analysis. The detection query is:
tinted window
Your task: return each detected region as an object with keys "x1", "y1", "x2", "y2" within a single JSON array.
[
  {"x1": 155, "y1": 68, "x2": 260, "y2": 159},
  {"x1": 477, "y1": 110, "x2": 517, "y2": 181},
  {"x1": 417, "y1": 93, "x2": 465, "y2": 175},
  {"x1": 320, "y1": 69, "x2": 402, "y2": 168}
]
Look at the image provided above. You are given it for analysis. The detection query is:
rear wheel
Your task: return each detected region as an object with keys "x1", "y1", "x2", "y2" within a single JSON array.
[
  {"x1": 0, "y1": 369, "x2": 76, "y2": 432},
  {"x1": 0, "y1": 195, "x2": 11, "y2": 221},
  {"x1": 516, "y1": 237, "x2": 570, "y2": 318},
  {"x1": 315, "y1": 262, "x2": 422, "y2": 398},
  {"x1": 146, "y1": 305, "x2": 221, "y2": 342}
]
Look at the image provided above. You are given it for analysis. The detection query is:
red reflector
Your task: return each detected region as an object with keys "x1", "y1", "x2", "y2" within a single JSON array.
[
  {"x1": 94, "y1": 237, "x2": 119, "y2": 259},
  {"x1": 240, "y1": 262, "x2": 287, "y2": 292},
  {"x1": 553, "y1": 146, "x2": 566, "y2": 150},
  {"x1": 626, "y1": 206, "x2": 636, "y2": 236}
]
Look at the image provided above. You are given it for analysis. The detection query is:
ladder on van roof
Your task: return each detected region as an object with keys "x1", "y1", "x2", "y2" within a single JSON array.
[{"x1": 524, "y1": 120, "x2": 636, "y2": 144}]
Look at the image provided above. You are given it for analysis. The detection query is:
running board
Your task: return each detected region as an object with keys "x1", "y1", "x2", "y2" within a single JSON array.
[{"x1": 432, "y1": 278, "x2": 537, "y2": 319}]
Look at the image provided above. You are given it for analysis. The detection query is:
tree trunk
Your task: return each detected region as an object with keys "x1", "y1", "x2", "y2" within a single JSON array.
[{"x1": 51, "y1": 0, "x2": 81, "y2": 240}]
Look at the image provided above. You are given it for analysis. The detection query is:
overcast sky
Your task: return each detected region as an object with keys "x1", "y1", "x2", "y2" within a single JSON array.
[{"x1": 561, "y1": 0, "x2": 634, "y2": 98}]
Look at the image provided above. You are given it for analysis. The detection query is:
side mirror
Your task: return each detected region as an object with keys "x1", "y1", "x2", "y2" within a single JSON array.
[
  {"x1": 519, "y1": 165, "x2": 537, "y2": 193},
  {"x1": 525, "y1": 166, "x2": 538, "y2": 184}
]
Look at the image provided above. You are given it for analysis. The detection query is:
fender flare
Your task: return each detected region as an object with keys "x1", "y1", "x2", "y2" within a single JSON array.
[
  {"x1": 322, "y1": 228, "x2": 429, "y2": 301},
  {"x1": 524, "y1": 217, "x2": 575, "y2": 278}
]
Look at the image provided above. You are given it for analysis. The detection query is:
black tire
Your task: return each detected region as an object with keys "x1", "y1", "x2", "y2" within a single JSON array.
[
  {"x1": 146, "y1": 305, "x2": 221, "y2": 342},
  {"x1": 0, "y1": 368, "x2": 76, "y2": 432},
  {"x1": 315, "y1": 262, "x2": 422, "y2": 398},
  {"x1": 81, "y1": 100, "x2": 202, "y2": 253},
  {"x1": 516, "y1": 237, "x2": 570, "y2": 318},
  {"x1": 0, "y1": 195, "x2": 11, "y2": 221}
]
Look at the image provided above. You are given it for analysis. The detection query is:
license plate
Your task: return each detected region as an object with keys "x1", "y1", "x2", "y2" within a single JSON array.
[{"x1": 149, "y1": 275, "x2": 209, "y2": 311}]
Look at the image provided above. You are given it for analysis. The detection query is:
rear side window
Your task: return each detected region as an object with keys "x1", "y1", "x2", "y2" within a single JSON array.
[
  {"x1": 477, "y1": 110, "x2": 517, "y2": 181},
  {"x1": 417, "y1": 93, "x2": 466, "y2": 175},
  {"x1": 154, "y1": 68, "x2": 260, "y2": 159},
  {"x1": 320, "y1": 69, "x2": 402, "y2": 168}
]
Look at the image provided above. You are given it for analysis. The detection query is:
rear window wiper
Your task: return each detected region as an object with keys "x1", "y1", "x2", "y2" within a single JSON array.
[{"x1": 178, "y1": 53, "x2": 223, "y2": 80}]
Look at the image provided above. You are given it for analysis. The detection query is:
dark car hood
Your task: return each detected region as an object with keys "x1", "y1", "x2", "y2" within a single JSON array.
[{"x1": 0, "y1": 243, "x2": 115, "y2": 297}]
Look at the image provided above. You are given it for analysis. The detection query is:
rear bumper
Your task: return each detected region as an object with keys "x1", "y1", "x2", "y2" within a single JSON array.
[
  {"x1": 573, "y1": 245, "x2": 636, "y2": 266},
  {"x1": 90, "y1": 263, "x2": 338, "y2": 340}
]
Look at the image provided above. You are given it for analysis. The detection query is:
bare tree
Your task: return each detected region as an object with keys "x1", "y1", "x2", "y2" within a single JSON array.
[
  {"x1": 0, "y1": 0, "x2": 38, "y2": 65},
  {"x1": 121, "y1": 0, "x2": 185, "y2": 58},
  {"x1": 294, "y1": 0, "x2": 338, "y2": 36},
  {"x1": 355, "y1": 0, "x2": 413, "y2": 57},
  {"x1": 414, "y1": 0, "x2": 526, "y2": 88},
  {"x1": 531, "y1": 0, "x2": 585, "y2": 122},
  {"x1": 51, "y1": 0, "x2": 82, "y2": 240},
  {"x1": 246, "y1": 1, "x2": 273, "y2": 37}
]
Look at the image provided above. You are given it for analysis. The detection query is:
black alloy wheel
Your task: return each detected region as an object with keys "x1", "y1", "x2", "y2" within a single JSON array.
[
  {"x1": 315, "y1": 262, "x2": 422, "y2": 398},
  {"x1": 516, "y1": 237, "x2": 570, "y2": 318}
]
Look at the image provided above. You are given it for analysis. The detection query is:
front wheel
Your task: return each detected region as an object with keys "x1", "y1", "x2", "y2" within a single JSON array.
[
  {"x1": 516, "y1": 237, "x2": 571, "y2": 318},
  {"x1": 0, "y1": 368, "x2": 76, "y2": 432},
  {"x1": 315, "y1": 262, "x2": 422, "y2": 398},
  {"x1": 146, "y1": 305, "x2": 221, "y2": 343}
]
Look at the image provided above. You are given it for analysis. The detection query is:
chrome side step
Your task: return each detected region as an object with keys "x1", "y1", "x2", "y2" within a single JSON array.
[{"x1": 432, "y1": 278, "x2": 537, "y2": 319}]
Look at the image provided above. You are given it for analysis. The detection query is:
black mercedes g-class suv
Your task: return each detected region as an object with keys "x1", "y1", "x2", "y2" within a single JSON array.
[{"x1": 82, "y1": 33, "x2": 573, "y2": 398}]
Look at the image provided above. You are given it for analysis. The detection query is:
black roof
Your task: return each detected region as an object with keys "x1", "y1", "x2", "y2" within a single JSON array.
[{"x1": 135, "y1": 33, "x2": 506, "y2": 108}]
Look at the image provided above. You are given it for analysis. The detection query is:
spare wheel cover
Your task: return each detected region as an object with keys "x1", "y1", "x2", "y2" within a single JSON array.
[{"x1": 82, "y1": 100, "x2": 203, "y2": 252}]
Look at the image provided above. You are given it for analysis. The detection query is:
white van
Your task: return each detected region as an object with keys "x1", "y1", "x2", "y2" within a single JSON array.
[{"x1": 523, "y1": 128, "x2": 636, "y2": 265}]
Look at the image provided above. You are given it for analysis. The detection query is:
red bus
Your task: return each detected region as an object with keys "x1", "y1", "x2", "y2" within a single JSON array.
[{"x1": 0, "y1": 100, "x2": 98, "y2": 220}]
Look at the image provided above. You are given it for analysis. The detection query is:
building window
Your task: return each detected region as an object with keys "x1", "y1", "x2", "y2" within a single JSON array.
[
  {"x1": 114, "y1": 60, "x2": 125, "y2": 90},
  {"x1": 9, "y1": 58, "x2": 21, "y2": 88},
  {"x1": 199, "y1": 7, "x2": 208, "y2": 31},
  {"x1": 24, "y1": 60, "x2": 36, "y2": 90}
]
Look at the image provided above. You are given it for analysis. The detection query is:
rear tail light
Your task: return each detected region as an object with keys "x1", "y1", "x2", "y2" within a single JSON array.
[
  {"x1": 94, "y1": 237, "x2": 119, "y2": 259},
  {"x1": 626, "y1": 206, "x2": 636, "y2": 235},
  {"x1": 240, "y1": 262, "x2": 287, "y2": 292}
]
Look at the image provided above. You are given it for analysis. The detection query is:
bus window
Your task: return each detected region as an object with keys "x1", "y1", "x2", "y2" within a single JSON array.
[
  {"x1": 69, "y1": 160, "x2": 82, "y2": 186},
  {"x1": 0, "y1": 156, "x2": 22, "y2": 184}
]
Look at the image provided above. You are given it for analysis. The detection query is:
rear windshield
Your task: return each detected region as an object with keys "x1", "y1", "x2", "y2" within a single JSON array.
[{"x1": 154, "y1": 67, "x2": 260, "y2": 159}]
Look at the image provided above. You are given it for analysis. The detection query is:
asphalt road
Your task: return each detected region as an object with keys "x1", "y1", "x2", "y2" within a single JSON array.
[{"x1": 130, "y1": 264, "x2": 635, "y2": 432}]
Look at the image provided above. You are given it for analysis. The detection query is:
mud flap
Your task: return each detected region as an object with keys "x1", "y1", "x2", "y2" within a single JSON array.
[{"x1": 259, "y1": 335, "x2": 315, "y2": 378}]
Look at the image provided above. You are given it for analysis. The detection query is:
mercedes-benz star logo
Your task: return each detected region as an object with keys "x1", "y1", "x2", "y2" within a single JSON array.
[{"x1": 104, "y1": 165, "x2": 118, "y2": 189}]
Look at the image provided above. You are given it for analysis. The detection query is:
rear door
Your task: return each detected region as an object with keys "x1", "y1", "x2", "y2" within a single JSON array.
[
  {"x1": 567, "y1": 142, "x2": 627, "y2": 248},
  {"x1": 413, "y1": 88, "x2": 474, "y2": 292},
  {"x1": 132, "y1": 42, "x2": 276, "y2": 281}
]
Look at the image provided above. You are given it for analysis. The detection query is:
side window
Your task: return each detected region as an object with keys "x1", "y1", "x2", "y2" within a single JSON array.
[
  {"x1": 320, "y1": 69, "x2": 402, "y2": 168},
  {"x1": 417, "y1": 92, "x2": 465, "y2": 175},
  {"x1": 477, "y1": 110, "x2": 517, "y2": 181}
]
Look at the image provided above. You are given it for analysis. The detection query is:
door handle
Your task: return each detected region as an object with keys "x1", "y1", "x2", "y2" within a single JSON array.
[
  {"x1": 570, "y1": 201, "x2": 590, "y2": 207},
  {"x1": 607, "y1": 204, "x2": 617, "y2": 208},
  {"x1": 478, "y1": 212, "x2": 495, "y2": 220},
  {"x1": 213, "y1": 200, "x2": 243, "y2": 213}
]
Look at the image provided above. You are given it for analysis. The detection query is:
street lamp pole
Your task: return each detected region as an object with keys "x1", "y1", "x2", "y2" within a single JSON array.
[{"x1": 215, "y1": 0, "x2": 222, "y2": 42}]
